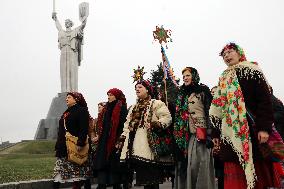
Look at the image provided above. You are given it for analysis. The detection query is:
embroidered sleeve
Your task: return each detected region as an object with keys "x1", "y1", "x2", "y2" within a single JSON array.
[
  {"x1": 153, "y1": 100, "x2": 172, "y2": 129},
  {"x1": 121, "y1": 105, "x2": 134, "y2": 136},
  {"x1": 209, "y1": 84, "x2": 222, "y2": 132},
  {"x1": 209, "y1": 83, "x2": 222, "y2": 138}
]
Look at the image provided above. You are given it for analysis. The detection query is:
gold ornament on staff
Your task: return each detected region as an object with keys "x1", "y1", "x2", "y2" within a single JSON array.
[
  {"x1": 132, "y1": 66, "x2": 146, "y2": 83},
  {"x1": 153, "y1": 25, "x2": 172, "y2": 48}
]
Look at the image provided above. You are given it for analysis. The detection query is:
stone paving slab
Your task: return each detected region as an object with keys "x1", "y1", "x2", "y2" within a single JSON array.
[
  {"x1": 0, "y1": 179, "x2": 71, "y2": 189},
  {"x1": 62, "y1": 181, "x2": 173, "y2": 189}
]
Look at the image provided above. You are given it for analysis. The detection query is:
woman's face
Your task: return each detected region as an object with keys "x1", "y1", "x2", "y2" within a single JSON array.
[
  {"x1": 66, "y1": 95, "x2": 76, "y2": 107},
  {"x1": 182, "y1": 70, "x2": 192, "y2": 86},
  {"x1": 222, "y1": 48, "x2": 241, "y2": 66},
  {"x1": 135, "y1": 84, "x2": 148, "y2": 99},
  {"x1": 107, "y1": 93, "x2": 116, "y2": 103},
  {"x1": 98, "y1": 104, "x2": 104, "y2": 113},
  {"x1": 211, "y1": 87, "x2": 217, "y2": 97}
]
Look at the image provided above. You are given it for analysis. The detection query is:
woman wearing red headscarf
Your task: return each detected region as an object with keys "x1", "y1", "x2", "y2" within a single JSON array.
[
  {"x1": 53, "y1": 92, "x2": 92, "y2": 189},
  {"x1": 93, "y1": 88, "x2": 128, "y2": 189}
]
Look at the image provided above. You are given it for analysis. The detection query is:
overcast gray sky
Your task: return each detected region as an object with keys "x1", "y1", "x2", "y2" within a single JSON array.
[{"x1": 0, "y1": 0, "x2": 283, "y2": 143}]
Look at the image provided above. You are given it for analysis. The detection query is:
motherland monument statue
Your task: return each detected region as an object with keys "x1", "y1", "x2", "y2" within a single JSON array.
[
  {"x1": 52, "y1": 2, "x2": 88, "y2": 92},
  {"x1": 35, "y1": 2, "x2": 89, "y2": 140}
]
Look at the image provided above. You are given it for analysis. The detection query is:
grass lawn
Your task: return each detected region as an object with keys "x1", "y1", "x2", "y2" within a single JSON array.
[{"x1": 0, "y1": 140, "x2": 56, "y2": 184}]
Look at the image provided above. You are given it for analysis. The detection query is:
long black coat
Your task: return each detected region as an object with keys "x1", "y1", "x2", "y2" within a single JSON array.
[
  {"x1": 93, "y1": 100, "x2": 128, "y2": 171},
  {"x1": 272, "y1": 94, "x2": 284, "y2": 138},
  {"x1": 55, "y1": 104, "x2": 89, "y2": 158}
]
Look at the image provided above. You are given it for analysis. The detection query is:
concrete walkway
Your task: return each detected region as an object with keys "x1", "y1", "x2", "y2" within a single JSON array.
[{"x1": 63, "y1": 181, "x2": 173, "y2": 189}]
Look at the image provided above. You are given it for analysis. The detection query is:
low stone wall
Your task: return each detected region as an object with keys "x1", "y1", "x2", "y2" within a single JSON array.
[{"x1": 0, "y1": 143, "x2": 18, "y2": 153}]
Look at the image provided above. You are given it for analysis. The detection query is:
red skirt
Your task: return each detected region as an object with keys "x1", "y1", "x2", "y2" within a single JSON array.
[{"x1": 224, "y1": 161, "x2": 279, "y2": 189}]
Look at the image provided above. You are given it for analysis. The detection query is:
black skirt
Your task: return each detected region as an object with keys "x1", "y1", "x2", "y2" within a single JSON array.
[{"x1": 131, "y1": 159, "x2": 165, "y2": 186}]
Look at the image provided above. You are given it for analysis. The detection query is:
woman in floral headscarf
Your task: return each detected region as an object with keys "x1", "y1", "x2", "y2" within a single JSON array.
[
  {"x1": 174, "y1": 67, "x2": 215, "y2": 189},
  {"x1": 53, "y1": 92, "x2": 91, "y2": 189},
  {"x1": 209, "y1": 43, "x2": 276, "y2": 189}
]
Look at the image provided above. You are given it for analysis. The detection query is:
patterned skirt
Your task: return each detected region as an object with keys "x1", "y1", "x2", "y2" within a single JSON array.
[{"x1": 53, "y1": 157, "x2": 91, "y2": 183}]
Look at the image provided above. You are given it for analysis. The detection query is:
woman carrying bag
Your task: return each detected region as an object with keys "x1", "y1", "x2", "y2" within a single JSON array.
[{"x1": 53, "y1": 92, "x2": 91, "y2": 189}]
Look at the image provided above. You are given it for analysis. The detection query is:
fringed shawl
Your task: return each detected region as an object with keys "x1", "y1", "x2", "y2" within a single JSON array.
[{"x1": 209, "y1": 61, "x2": 268, "y2": 189}]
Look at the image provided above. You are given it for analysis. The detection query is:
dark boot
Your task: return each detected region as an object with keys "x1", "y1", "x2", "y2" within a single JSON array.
[
  {"x1": 122, "y1": 182, "x2": 132, "y2": 189},
  {"x1": 152, "y1": 184, "x2": 159, "y2": 189},
  {"x1": 53, "y1": 182, "x2": 60, "y2": 189},
  {"x1": 97, "y1": 184, "x2": 107, "y2": 189},
  {"x1": 113, "y1": 184, "x2": 122, "y2": 189},
  {"x1": 84, "y1": 179, "x2": 91, "y2": 189},
  {"x1": 144, "y1": 185, "x2": 151, "y2": 189},
  {"x1": 144, "y1": 184, "x2": 159, "y2": 189},
  {"x1": 72, "y1": 181, "x2": 82, "y2": 189}
]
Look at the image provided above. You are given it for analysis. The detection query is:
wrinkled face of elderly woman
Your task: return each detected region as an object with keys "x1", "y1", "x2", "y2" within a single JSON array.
[
  {"x1": 66, "y1": 95, "x2": 77, "y2": 107},
  {"x1": 222, "y1": 48, "x2": 241, "y2": 66},
  {"x1": 182, "y1": 70, "x2": 192, "y2": 86},
  {"x1": 135, "y1": 84, "x2": 148, "y2": 99},
  {"x1": 107, "y1": 93, "x2": 116, "y2": 103},
  {"x1": 65, "y1": 19, "x2": 73, "y2": 29}
]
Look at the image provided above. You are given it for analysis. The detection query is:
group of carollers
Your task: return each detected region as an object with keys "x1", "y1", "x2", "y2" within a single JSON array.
[{"x1": 52, "y1": 42, "x2": 284, "y2": 189}]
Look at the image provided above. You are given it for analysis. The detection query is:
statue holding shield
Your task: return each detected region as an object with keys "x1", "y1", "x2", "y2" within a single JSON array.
[{"x1": 52, "y1": 2, "x2": 89, "y2": 92}]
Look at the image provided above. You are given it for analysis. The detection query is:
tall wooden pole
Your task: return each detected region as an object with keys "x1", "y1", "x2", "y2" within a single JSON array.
[
  {"x1": 163, "y1": 78, "x2": 168, "y2": 107},
  {"x1": 161, "y1": 45, "x2": 168, "y2": 107}
]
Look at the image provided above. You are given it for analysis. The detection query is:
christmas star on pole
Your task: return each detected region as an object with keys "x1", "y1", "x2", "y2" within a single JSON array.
[
  {"x1": 132, "y1": 65, "x2": 146, "y2": 83},
  {"x1": 153, "y1": 25, "x2": 172, "y2": 47}
]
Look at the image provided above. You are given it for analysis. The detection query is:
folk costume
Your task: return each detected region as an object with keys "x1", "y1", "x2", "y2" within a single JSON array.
[
  {"x1": 174, "y1": 67, "x2": 215, "y2": 189},
  {"x1": 93, "y1": 88, "x2": 128, "y2": 189},
  {"x1": 119, "y1": 80, "x2": 173, "y2": 188},
  {"x1": 209, "y1": 43, "x2": 276, "y2": 189},
  {"x1": 53, "y1": 92, "x2": 91, "y2": 189}
]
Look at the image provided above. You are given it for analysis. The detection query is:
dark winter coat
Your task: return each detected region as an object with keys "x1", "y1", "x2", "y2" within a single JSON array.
[
  {"x1": 272, "y1": 95, "x2": 284, "y2": 138},
  {"x1": 55, "y1": 104, "x2": 89, "y2": 158},
  {"x1": 93, "y1": 100, "x2": 128, "y2": 171}
]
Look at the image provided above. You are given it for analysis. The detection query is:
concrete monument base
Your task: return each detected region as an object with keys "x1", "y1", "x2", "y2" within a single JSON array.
[{"x1": 34, "y1": 93, "x2": 67, "y2": 140}]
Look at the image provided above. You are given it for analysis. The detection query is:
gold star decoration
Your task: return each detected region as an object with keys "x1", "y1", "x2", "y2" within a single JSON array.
[
  {"x1": 132, "y1": 66, "x2": 146, "y2": 83},
  {"x1": 153, "y1": 25, "x2": 172, "y2": 45}
]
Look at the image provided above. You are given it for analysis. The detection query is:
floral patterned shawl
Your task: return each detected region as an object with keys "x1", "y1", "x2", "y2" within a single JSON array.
[
  {"x1": 174, "y1": 93, "x2": 190, "y2": 156},
  {"x1": 209, "y1": 61, "x2": 267, "y2": 189}
]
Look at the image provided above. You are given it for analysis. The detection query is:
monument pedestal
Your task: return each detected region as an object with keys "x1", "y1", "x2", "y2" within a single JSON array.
[{"x1": 34, "y1": 93, "x2": 67, "y2": 140}]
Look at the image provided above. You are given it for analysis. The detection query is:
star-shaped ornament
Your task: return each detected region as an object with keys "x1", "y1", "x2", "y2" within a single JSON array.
[
  {"x1": 132, "y1": 66, "x2": 146, "y2": 83},
  {"x1": 153, "y1": 25, "x2": 172, "y2": 46}
]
